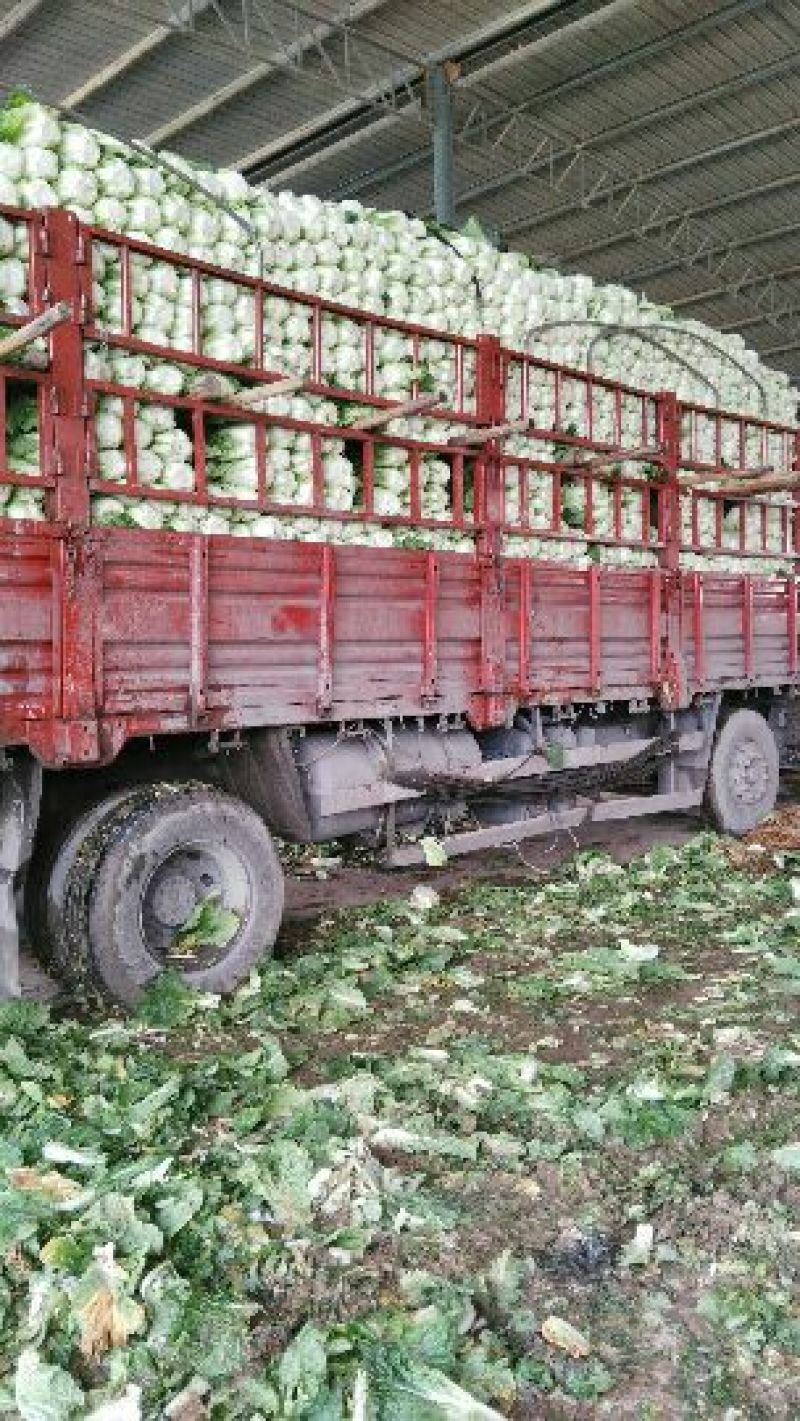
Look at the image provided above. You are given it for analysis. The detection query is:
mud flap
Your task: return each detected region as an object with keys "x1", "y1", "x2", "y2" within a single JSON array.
[{"x1": 0, "y1": 753, "x2": 42, "y2": 998}]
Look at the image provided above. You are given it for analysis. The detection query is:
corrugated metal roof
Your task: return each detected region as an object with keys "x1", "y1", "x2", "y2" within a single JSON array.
[{"x1": 0, "y1": 0, "x2": 798, "y2": 376}]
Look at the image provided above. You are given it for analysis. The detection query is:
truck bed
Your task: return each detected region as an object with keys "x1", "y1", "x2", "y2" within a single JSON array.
[
  {"x1": 1, "y1": 518, "x2": 796, "y2": 767},
  {"x1": 0, "y1": 204, "x2": 796, "y2": 767}
]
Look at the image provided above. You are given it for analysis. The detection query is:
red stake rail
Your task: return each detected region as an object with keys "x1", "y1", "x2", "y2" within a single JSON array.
[{"x1": 0, "y1": 205, "x2": 796, "y2": 766}]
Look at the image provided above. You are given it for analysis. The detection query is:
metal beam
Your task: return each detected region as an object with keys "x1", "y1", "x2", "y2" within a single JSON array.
[
  {"x1": 237, "y1": 86, "x2": 417, "y2": 176},
  {"x1": 257, "y1": 0, "x2": 632, "y2": 183},
  {"x1": 444, "y1": 0, "x2": 639, "y2": 88},
  {"x1": 147, "y1": 66, "x2": 274, "y2": 147},
  {"x1": 0, "y1": 0, "x2": 45, "y2": 41},
  {"x1": 62, "y1": 0, "x2": 215, "y2": 109},
  {"x1": 144, "y1": 0, "x2": 389, "y2": 146},
  {"x1": 69, "y1": 0, "x2": 419, "y2": 158},
  {"x1": 335, "y1": 0, "x2": 769, "y2": 201},
  {"x1": 497, "y1": 61, "x2": 800, "y2": 238},
  {"x1": 230, "y1": 5, "x2": 426, "y2": 172},
  {"x1": 63, "y1": 28, "x2": 176, "y2": 108},
  {"x1": 669, "y1": 263, "x2": 800, "y2": 311},
  {"x1": 236, "y1": 0, "x2": 584, "y2": 177},
  {"x1": 541, "y1": 120, "x2": 800, "y2": 262},
  {"x1": 606, "y1": 220, "x2": 800, "y2": 287},
  {"x1": 759, "y1": 339, "x2": 800, "y2": 357},
  {"x1": 536, "y1": 172, "x2": 800, "y2": 268},
  {"x1": 719, "y1": 309, "x2": 800, "y2": 334},
  {"x1": 458, "y1": 40, "x2": 797, "y2": 222}
]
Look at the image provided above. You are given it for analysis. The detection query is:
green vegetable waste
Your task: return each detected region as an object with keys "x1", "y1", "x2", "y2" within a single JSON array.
[{"x1": 0, "y1": 833, "x2": 799, "y2": 1416}]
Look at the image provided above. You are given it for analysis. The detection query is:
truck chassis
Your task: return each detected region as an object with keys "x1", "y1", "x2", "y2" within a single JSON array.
[{"x1": 0, "y1": 206, "x2": 796, "y2": 1000}]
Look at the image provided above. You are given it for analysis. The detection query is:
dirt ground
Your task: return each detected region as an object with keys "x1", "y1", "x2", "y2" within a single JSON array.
[
  {"x1": 6, "y1": 807, "x2": 800, "y2": 1414},
  {"x1": 282, "y1": 814, "x2": 701, "y2": 918},
  {"x1": 269, "y1": 820, "x2": 800, "y2": 1417},
  {"x1": 20, "y1": 813, "x2": 699, "y2": 1000}
]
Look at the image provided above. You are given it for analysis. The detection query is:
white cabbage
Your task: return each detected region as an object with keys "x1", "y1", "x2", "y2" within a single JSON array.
[
  {"x1": 97, "y1": 158, "x2": 135, "y2": 200},
  {"x1": 22, "y1": 145, "x2": 58, "y2": 181},
  {"x1": 0, "y1": 97, "x2": 794, "y2": 571},
  {"x1": 0, "y1": 258, "x2": 26, "y2": 299},
  {"x1": 18, "y1": 178, "x2": 57, "y2": 209}
]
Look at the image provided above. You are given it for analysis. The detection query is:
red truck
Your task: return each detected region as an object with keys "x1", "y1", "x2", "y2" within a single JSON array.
[{"x1": 0, "y1": 204, "x2": 797, "y2": 1003}]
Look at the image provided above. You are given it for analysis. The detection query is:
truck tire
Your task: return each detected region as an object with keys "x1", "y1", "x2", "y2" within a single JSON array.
[
  {"x1": 24, "y1": 788, "x2": 139, "y2": 967},
  {"x1": 51, "y1": 785, "x2": 169, "y2": 993},
  {"x1": 705, "y1": 707, "x2": 779, "y2": 836},
  {"x1": 80, "y1": 784, "x2": 284, "y2": 1006}
]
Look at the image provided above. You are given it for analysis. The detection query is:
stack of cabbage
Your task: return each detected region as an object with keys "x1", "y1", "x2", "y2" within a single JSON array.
[
  {"x1": 0, "y1": 213, "x2": 29, "y2": 312},
  {"x1": 2, "y1": 386, "x2": 45, "y2": 519},
  {"x1": 0, "y1": 96, "x2": 795, "y2": 572}
]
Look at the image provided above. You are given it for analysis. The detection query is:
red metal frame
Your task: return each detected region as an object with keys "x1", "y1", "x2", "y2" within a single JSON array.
[
  {"x1": 0, "y1": 205, "x2": 796, "y2": 766},
  {"x1": 317, "y1": 542, "x2": 335, "y2": 715},
  {"x1": 86, "y1": 223, "x2": 481, "y2": 423},
  {"x1": 85, "y1": 381, "x2": 478, "y2": 538}
]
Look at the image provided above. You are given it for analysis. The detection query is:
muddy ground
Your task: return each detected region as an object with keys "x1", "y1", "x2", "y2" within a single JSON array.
[
  {"x1": 9, "y1": 808, "x2": 799, "y2": 1416},
  {"x1": 268, "y1": 823, "x2": 800, "y2": 1417},
  {"x1": 20, "y1": 813, "x2": 699, "y2": 1001}
]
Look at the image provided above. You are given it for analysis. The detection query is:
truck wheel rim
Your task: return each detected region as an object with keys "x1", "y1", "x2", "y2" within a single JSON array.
[
  {"x1": 139, "y1": 841, "x2": 251, "y2": 969},
  {"x1": 729, "y1": 738, "x2": 770, "y2": 806}
]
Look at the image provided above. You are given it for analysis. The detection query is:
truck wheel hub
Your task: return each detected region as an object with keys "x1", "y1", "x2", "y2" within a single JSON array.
[
  {"x1": 149, "y1": 867, "x2": 202, "y2": 928},
  {"x1": 141, "y1": 843, "x2": 234, "y2": 953}
]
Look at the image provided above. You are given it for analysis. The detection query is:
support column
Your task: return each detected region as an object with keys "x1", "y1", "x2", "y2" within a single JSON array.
[{"x1": 428, "y1": 62, "x2": 459, "y2": 228}]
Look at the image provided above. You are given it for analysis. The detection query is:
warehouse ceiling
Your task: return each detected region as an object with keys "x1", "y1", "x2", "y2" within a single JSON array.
[{"x1": 1, "y1": 0, "x2": 799, "y2": 380}]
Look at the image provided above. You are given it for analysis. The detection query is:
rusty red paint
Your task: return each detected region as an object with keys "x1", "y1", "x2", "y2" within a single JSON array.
[
  {"x1": 691, "y1": 573, "x2": 705, "y2": 684},
  {"x1": 742, "y1": 575, "x2": 754, "y2": 681},
  {"x1": 649, "y1": 569, "x2": 661, "y2": 684},
  {"x1": 589, "y1": 566, "x2": 601, "y2": 691},
  {"x1": 788, "y1": 578, "x2": 798, "y2": 678},
  {"x1": 0, "y1": 207, "x2": 793, "y2": 767},
  {"x1": 316, "y1": 543, "x2": 335, "y2": 715},
  {"x1": 518, "y1": 559, "x2": 532, "y2": 698}
]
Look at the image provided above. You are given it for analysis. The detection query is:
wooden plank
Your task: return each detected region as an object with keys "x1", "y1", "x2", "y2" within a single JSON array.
[
  {"x1": 350, "y1": 392, "x2": 441, "y2": 430},
  {"x1": 190, "y1": 373, "x2": 307, "y2": 405},
  {"x1": 0, "y1": 302, "x2": 70, "y2": 361}
]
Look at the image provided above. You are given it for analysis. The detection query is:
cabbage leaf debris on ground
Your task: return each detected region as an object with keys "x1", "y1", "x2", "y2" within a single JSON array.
[{"x1": 0, "y1": 833, "x2": 799, "y2": 1417}]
